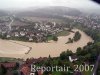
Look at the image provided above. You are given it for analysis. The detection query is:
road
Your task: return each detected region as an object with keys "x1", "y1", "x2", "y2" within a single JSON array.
[{"x1": 7, "y1": 17, "x2": 14, "y2": 31}]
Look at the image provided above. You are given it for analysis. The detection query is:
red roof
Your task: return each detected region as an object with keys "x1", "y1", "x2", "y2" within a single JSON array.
[
  {"x1": 0, "y1": 62, "x2": 16, "y2": 68},
  {"x1": 21, "y1": 65, "x2": 30, "y2": 75},
  {"x1": 38, "y1": 70, "x2": 43, "y2": 75}
]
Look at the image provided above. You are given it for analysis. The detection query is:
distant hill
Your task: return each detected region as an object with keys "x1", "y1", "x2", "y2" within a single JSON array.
[
  {"x1": 16, "y1": 6, "x2": 82, "y2": 18},
  {"x1": 0, "y1": 10, "x2": 8, "y2": 17}
]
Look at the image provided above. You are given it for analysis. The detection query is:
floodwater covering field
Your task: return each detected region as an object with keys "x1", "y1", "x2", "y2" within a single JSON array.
[{"x1": 0, "y1": 29, "x2": 94, "y2": 59}]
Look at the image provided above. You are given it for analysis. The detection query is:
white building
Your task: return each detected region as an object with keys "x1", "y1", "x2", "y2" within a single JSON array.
[{"x1": 69, "y1": 56, "x2": 78, "y2": 62}]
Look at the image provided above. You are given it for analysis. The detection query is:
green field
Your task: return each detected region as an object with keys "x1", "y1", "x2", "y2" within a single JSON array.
[
  {"x1": 0, "y1": 57, "x2": 20, "y2": 62},
  {"x1": 47, "y1": 35, "x2": 54, "y2": 41},
  {"x1": 47, "y1": 31, "x2": 70, "y2": 41},
  {"x1": 56, "y1": 31, "x2": 70, "y2": 36}
]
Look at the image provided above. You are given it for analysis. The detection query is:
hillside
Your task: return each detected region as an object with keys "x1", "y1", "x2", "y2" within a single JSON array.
[
  {"x1": 0, "y1": 10, "x2": 8, "y2": 17},
  {"x1": 16, "y1": 6, "x2": 82, "y2": 18}
]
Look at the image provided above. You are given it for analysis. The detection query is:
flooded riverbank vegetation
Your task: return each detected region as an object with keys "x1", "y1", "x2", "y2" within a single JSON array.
[{"x1": 66, "y1": 31, "x2": 81, "y2": 44}]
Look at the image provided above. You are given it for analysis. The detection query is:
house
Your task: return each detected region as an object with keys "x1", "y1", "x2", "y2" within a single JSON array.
[
  {"x1": 69, "y1": 55, "x2": 78, "y2": 62},
  {"x1": 30, "y1": 69, "x2": 43, "y2": 75},
  {"x1": 25, "y1": 57, "x2": 48, "y2": 65},
  {"x1": 20, "y1": 65, "x2": 30, "y2": 75},
  {"x1": 20, "y1": 31, "x2": 26, "y2": 36},
  {"x1": 37, "y1": 69, "x2": 43, "y2": 75},
  {"x1": 2, "y1": 31, "x2": 6, "y2": 35},
  {"x1": 0, "y1": 62, "x2": 17, "y2": 69},
  {"x1": 0, "y1": 62, "x2": 17, "y2": 75},
  {"x1": 14, "y1": 32, "x2": 19, "y2": 37},
  {"x1": 29, "y1": 37, "x2": 33, "y2": 41},
  {"x1": 7, "y1": 34, "x2": 11, "y2": 38}
]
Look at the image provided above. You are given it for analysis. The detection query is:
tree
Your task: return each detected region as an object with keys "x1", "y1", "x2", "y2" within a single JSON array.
[
  {"x1": 0, "y1": 64, "x2": 7, "y2": 75},
  {"x1": 76, "y1": 47, "x2": 82, "y2": 56},
  {"x1": 60, "y1": 50, "x2": 73, "y2": 60},
  {"x1": 14, "y1": 62, "x2": 19, "y2": 70},
  {"x1": 73, "y1": 31, "x2": 81, "y2": 41},
  {"x1": 13, "y1": 70, "x2": 18, "y2": 75},
  {"x1": 48, "y1": 54, "x2": 52, "y2": 60},
  {"x1": 66, "y1": 38, "x2": 73, "y2": 44},
  {"x1": 53, "y1": 36, "x2": 58, "y2": 41}
]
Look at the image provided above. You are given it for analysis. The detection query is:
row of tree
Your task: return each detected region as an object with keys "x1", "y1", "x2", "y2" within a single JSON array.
[{"x1": 67, "y1": 31, "x2": 81, "y2": 43}]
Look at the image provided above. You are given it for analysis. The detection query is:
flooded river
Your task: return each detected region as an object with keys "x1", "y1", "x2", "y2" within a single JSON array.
[{"x1": 0, "y1": 29, "x2": 94, "y2": 59}]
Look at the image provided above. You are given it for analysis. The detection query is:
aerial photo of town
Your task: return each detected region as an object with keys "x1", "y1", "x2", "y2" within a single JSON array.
[{"x1": 0, "y1": 0, "x2": 100, "y2": 75}]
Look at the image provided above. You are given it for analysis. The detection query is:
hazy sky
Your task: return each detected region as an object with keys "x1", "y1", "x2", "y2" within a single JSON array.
[{"x1": 0, "y1": 0, "x2": 100, "y2": 9}]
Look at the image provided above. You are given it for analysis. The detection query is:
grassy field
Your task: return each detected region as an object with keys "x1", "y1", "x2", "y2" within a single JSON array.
[
  {"x1": 47, "y1": 35, "x2": 54, "y2": 41},
  {"x1": 47, "y1": 31, "x2": 70, "y2": 41},
  {"x1": 56, "y1": 31, "x2": 70, "y2": 36},
  {"x1": 0, "y1": 57, "x2": 19, "y2": 62}
]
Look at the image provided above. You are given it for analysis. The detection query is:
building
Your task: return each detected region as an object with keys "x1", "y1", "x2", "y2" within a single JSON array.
[
  {"x1": 20, "y1": 65, "x2": 30, "y2": 75},
  {"x1": 69, "y1": 55, "x2": 78, "y2": 62},
  {"x1": 0, "y1": 62, "x2": 16, "y2": 69}
]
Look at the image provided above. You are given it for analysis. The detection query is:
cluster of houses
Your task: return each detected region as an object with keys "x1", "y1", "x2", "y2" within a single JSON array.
[
  {"x1": 0, "y1": 18, "x2": 69, "y2": 42},
  {"x1": 0, "y1": 55, "x2": 84, "y2": 75},
  {"x1": 0, "y1": 57, "x2": 48, "y2": 75},
  {"x1": 0, "y1": 17, "x2": 11, "y2": 34},
  {"x1": 1, "y1": 15, "x2": 100, "y2": 42},
  {"x1": 0, "y1": 16, "x2": 10, "y2": 22},
  {"x1": 72, "y1": 15, "x2": 100, "y2": 29}
]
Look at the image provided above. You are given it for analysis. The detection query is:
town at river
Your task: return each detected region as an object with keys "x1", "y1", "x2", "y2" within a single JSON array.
[{"x1": 0, "y1": 29, "x2": 93, "y2": 59}]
